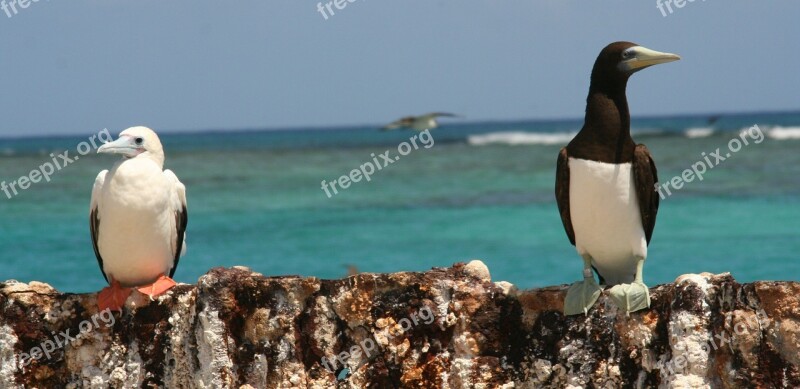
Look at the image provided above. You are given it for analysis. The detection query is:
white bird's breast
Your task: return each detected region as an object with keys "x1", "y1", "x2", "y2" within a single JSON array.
[
  {"x1": 97, "y1": 159, "x2": 177, "y2": 286},
  {"x1": 568, "y1": 158, "x2": 647, "y2": 284}
]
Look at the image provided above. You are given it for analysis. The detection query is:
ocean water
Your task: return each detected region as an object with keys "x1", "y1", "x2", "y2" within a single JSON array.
[{"x1": 1, "y1": 112, "x2": 799, "y2": 293}]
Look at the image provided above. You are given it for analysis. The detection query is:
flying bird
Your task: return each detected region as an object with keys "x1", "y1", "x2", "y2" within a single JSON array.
[
  {"x1": 556, "y1": 42, "x2": 679, "y2": 315},
  {"x1": 90, "y1": 126, "x2": 187, "y2": 311},
  {"x1": 381, "y1": 112, "x2": 460, "y2": 131}
]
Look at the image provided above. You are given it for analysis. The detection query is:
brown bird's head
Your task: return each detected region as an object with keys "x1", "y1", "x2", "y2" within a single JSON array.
[{"x1": 590, "y1": 41, "x2": 680, "y2": 93}]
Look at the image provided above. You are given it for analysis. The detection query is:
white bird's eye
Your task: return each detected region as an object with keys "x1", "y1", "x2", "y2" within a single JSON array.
[{"x1": 135, "y1": 137, "x2": 144, "y2": 146}]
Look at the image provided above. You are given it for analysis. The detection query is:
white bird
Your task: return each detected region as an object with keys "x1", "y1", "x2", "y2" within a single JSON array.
[
  {"x1": 381, "y1": 112, "x2": 460, "y2": 131},
  {"x1": 90, "y1": 126, "x2": 187, "y2": 311}
]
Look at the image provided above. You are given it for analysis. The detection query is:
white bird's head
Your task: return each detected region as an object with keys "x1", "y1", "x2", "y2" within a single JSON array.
[{"x1": 98, "y1": 126, "x2": 165, "y2": 167}]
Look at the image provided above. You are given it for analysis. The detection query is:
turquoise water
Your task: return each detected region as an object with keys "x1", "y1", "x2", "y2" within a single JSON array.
[{"x1": 1, "y1": 112, "x2": 799, "y2": 293}]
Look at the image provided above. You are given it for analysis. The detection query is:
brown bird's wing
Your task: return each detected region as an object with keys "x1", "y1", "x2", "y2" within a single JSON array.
[
  {"x1": 555, "y1": 147, "x2": 575, "y2": 245},
  {"x1": 632, "y1": 144, "x2": 659, "y2": 244}
]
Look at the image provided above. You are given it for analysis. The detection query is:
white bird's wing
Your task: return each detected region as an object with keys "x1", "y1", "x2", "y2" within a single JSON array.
[
  {"x1": 164, "y1": 169, "x2": 188, "y2": 277},
  {"x1": 381, "y1": 116, "x2": 416, "y2": 131},
  {"x1": 90, "y1": 170, "x2": 108, "y2": 282}
]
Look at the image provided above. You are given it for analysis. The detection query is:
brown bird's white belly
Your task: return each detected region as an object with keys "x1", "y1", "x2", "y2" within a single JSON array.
[{"x1": 568, "y1": 157, "x2": 647, "y2": 285}]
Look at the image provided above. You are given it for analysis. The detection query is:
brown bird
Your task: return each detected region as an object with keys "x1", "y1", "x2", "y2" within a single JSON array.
[{"x1": 556, "y1": 42, "x2": 679, "y2": 315}]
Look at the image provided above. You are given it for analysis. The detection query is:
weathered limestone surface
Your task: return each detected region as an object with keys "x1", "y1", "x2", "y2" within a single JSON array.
[{"x1": 1, "y1": 262, "x2": 799, "y2": 388}]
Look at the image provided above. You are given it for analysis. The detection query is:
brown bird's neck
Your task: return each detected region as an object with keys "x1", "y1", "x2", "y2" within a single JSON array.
[{"x1": 568, "y1": 81, "x2": 636, "y2": 164}]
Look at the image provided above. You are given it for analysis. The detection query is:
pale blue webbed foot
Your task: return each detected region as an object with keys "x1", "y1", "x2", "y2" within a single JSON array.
[
  {"x1": 564, "y1": 276, "x2": 602, "y2": 316},
  {"x1": 608, "y1": 281, "x2": 650, "y2": 314},
  {"x1": 564, "y1": 256, "x2": 602, "y2": 316},
  {"x1": 608, "y1": 258, "x2": 650, "y2": 315}
]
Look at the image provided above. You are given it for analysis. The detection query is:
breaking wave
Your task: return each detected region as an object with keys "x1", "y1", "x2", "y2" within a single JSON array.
[
  {"x1": 685, "y1": 127, "x2": 715, "y2": 138},
  {"x1": 766, "y1": 126, "x2": 800, "y2": 140},
  {"x1": 467, "y1": 131, "x2": 576, "y2": 146}
]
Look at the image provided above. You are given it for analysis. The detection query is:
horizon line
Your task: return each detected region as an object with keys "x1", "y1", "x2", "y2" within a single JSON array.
[{"x1": 1, "y1": 108, "x2": 798, "y2": 141}]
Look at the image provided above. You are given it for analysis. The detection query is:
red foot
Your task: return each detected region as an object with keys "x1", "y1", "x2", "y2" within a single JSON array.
[
  {"x1": 98, "y1": 279, "x2": 132, "y2": 312},
  {"x1": 136, "y1": 275, "x2": 177, "y2": 298}
]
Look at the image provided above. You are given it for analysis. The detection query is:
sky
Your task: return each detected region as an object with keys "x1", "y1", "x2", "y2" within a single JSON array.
[{"x1": 0, "y1": 1, "x2": 798, "y2": 137}]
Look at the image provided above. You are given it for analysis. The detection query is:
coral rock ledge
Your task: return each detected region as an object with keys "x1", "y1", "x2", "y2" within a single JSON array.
[{"x1": 1, "y1": 262, "x2": 799, "y2": 388}]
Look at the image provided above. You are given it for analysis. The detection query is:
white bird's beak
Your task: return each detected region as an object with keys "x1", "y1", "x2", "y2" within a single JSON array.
[
  {"x1": 618, "y1": 46, "x2": 681, "y2": 73},
  {"x1": 97, "y1": 136, "x2": 140, "y2": 157}
]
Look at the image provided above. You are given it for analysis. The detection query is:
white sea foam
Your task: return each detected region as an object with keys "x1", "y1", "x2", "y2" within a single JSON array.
[
  {"x1": 466, "y1": 125, "x2": 800, "y2": 146},
  {"x1": 766, "y1": 126, "x2": 800, "y2": 140},
  {"x1": 467, "y1": 131, "x2": 575, "y2": 146},
  {"x1": 685, "y1": 127, "x2": 715, "y2": 138}
]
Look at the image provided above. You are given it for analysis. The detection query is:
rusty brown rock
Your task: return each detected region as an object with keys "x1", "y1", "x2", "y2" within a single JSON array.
[{"x1": 0, "y1": 264, "x2": 798, "y2": 388}]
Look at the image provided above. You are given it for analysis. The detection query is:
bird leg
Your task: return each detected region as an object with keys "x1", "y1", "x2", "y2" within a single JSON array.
[
  {"x1": 98, "y1": 278, "x2": 132, "y2": 312},
  {"x1": 608, "y1": 258, "x2": 651, "y2": 315},
  {"x1": 136, "y1": 275, "x2": 177, "y2": 299},
  {"x1": 564, "y1": 255, "x2": 603, "y2": 316}
]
